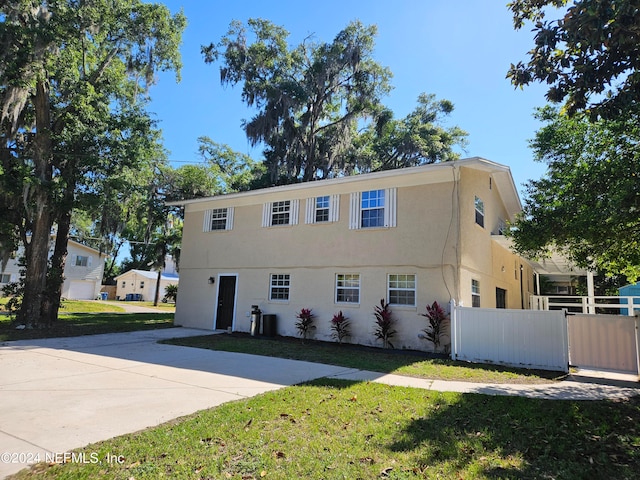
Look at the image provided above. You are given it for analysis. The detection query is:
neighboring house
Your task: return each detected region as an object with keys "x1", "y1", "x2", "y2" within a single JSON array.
[
  {"x1": 169, "y1": 157, "x2": 536, "y2": 351},
  {"x1": 0, "y1": 238, "x2": 107, "y2": 300},
  {"x1": 114, "y1": 269, "x2": 179, "y2": 302}
]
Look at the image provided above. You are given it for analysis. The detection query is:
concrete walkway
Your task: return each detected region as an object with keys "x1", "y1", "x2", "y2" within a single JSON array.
[{"x1": 1, "y1": 328, "x2": 638, "y2": 478}]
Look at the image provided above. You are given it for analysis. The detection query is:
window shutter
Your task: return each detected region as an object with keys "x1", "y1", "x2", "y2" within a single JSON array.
[
  {"x1": 71, "y1": 254, "x2": 77, "y2": 266},
  {"x1": 226, "y1": 207, "x2": 234, "y2": 230},
  {"x1": 349, "y1": 192, "x2": 361, "y2": 229},
  {"x1": 384, "y1": 188, "x2": 397, "y2": 227},
  {"x1": 262, "y1": 203, "x2": 272, "y2": 227},
  {"x1": 88, "y1": 256, "x2": 93, "y2": 267},
  {"x1": 329, "y1": 194, "x2": 340, "y2": 222},
  {"x1": 203, "y1": 209, "x2": 213, "y2": 232},
  {"x1": 290, "y1": 199, "x2": 299, "y2": 225},
  {"x1": 304, "y1": 198, "x2": 314, "y2": 224}
]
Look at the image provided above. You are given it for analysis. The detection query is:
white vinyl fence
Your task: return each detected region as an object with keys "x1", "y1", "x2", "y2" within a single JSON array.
[
  {"x1": 451, "y1": 305, "x2": 569, "y2": 372},
  {"x1": 568, "y1": 314, "x2": 640, "y2": 375}
]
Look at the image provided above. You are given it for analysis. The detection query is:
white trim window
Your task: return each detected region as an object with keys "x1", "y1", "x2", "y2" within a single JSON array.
[
  {"x1": 349, "y1": 188, "x2": 397, "y2": 229},
  {"x1": 262, "y1": 200, "x2": 299, "y2": 227},
  {"x1": 203, "y1": 207, "x2": 234, "y2": 232},
  {"x1": 475, "y1": 196, "x2": 485, "y2": 228},
  {"x1": 388, "y1": 274, "x2": 416, "y2": 306},
  {"x1": 72, "y1": 255, "x2": 91, "y2": 267},
  {"x1": 336, "y1": 274, "x2": 360, "y2": 303},
  {"x1": 305, "y1": 195, "x2": 340, "y2": 224},
  {"x1": 270, "y1": 274, "x2": 291, "y2": 301},
  {"x1": 0, "y1": 273, "x2": 11, "y2": 284},
  {"x1": 472, "y1": 279, "x2": 481, "y2": 307}
]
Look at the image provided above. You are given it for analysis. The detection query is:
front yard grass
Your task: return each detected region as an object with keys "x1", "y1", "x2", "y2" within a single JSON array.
[
  {"x1": 0, "y1": 299, "x2": 174, "y2": 341},
  {"x1": 14, "y1": 379, "x2": 640, "y2": 479},
  {"x1": 163, "y1": 333, "x2": 564, "y2": 385}
]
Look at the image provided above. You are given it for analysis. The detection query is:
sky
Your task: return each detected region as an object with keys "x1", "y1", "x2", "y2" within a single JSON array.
[{"x1": 147, "y1": 0, "x2": 552, "y2": 198}]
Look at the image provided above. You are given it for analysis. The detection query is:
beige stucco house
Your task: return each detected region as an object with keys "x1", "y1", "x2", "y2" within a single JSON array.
[
  {"x1": 114, "y1": 269, "x2": 179, "y2": 302},
  {"x1": 0, "y1": 238, "x2": 107, "y2": 300},
  {"x1": 170, "y1": 157, "x2": 535, "y2": 350}
]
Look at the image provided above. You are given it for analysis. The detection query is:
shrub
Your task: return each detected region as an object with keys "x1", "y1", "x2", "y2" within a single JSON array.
[
  {"x1": 330, "y1": 310, "x2": 351, "y2": 344},
  {"x1": 163, "y1": 284, "x2": 178, "y2": 303},
  {"x1": 295, "y1": 308, "x2": 316, "y2": 342},
  {"x1": 373, "y1": 299, "x2": 396, "y2": 349},
  {"x1": 421, "y1": 301, "x2": 449, "y2": 352}
]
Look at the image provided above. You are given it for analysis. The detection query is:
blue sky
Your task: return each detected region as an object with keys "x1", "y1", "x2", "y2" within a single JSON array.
[{"x1": 148, "y1": 0, "x2": 551, "y2": 197}]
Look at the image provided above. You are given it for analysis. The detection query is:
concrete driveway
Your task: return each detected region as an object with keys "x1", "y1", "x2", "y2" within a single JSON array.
[
  {"x1": 1, "y1": 327, "x2": 638, "y2": 478},
  {"x1": 0, "y1": 328, "x2": 356, "y2": 478}
]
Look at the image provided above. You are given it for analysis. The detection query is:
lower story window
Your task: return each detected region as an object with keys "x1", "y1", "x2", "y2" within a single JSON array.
[
  {"x1": 388, "y1": 274, "x2": 416, "y2": 306},
  {"x1": 336, "y1": 274, "x2": 360, "y2": 303},
  {"x1": 472, "y1": 279, "x2": 481, "y2": 307},
  {"x1": 270, "y1": 274, "x2": 290, "y2": 301},
  {"x1": 0, "y1": 273, "x2": 10, "y2": 283}
]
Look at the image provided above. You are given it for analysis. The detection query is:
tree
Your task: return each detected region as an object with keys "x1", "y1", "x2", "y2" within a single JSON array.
[
  {"x1": 507, "y1": 0, "x2": 640, "y2": 119},
  {"x1": 202, "y1": 19, "x2": 392, "y2": 183},
  {"x1": 508, "y1": 106, "x2": 640, "y2": 281},
  {"x1": 0, "y1": 1, "x2": 185, "y2": 327},
  {"x1": 351, "y1": 93, "x2": 468, "y2": 173}
]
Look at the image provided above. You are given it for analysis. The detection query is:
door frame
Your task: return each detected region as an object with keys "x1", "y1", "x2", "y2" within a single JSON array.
[{"x1": 213, "y1": 273, "x2": 238, "y2": 331}]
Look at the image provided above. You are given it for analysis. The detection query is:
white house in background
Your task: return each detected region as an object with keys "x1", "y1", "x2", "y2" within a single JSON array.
[
  {"x1": 0, "y1": 238, "x2": 107, "y2": 300},
  {"x1": 114, "y1": 269, "x2": 179, "y2": 301}
]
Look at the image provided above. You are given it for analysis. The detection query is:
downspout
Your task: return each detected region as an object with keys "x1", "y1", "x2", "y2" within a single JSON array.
[{"x1": 453, "y1": 164, "x2": 461, "y2": 305}]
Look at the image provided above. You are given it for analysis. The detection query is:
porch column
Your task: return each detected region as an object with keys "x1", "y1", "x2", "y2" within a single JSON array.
[{"x1": 587, "y1": 271, "x2": 596, "y2": 314}]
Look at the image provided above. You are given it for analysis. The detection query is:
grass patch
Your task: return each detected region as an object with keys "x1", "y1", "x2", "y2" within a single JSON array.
[
  {"x1": 163, "y1": 333, "x2": 563, "y2": 384},
  {"x1": 0, "y1": 312, "x2": 174, "y2": 342},
  {"x1": 0, "y1": 299, "x2": 175, "y2": 341},
  {"x1": 14, "y1": 379, "x2": 640, "y2": 479}
]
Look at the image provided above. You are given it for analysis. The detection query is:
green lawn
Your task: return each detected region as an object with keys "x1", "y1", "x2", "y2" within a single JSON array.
[
  {"x1": 164, "y1": 333, "x2": 564, "y2": 384},
  {"x1": 0, "y1": 299, "x2": 174, "y2": 341},
  {"x1": 13, "y1": 379, "x2": 640, "y2": 479}
]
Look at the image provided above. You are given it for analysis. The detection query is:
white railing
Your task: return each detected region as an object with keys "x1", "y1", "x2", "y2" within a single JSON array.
[{"x1": 530, "y1": 295, "x2": 640, "y2": 316}]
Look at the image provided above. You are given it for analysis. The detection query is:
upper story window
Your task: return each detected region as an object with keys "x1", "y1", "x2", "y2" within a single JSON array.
[
  {"x1": 75, "y1": 255, "x2": 89, "y2": 267},
  {"x1": 271, "y1": 201, "x2": 291, "y2": 225},
  {"x1": 0, "y1": 273, "x2": 11, "y2": 284},
  {"x1": 304, "y1": 195, "x2": 340, "y2": 224},
  {"x1": 262, "y1": 200, "x2": 299, "y2": 227},
  {"x1": 203, "y1": 207, "x2": 234, "y2": 232},
  {"x1": 315, "y1": 196, "x2": 330, "y2": 222},
  {"x1": 349, "y1": 188, "x2": 397, "y2": 230},
  {"x1": 474, "y1": 196, "x2": 485, "y2": 228},
  {"x1": 361, "y1": 189, "x2": 385, "y2": 228}
]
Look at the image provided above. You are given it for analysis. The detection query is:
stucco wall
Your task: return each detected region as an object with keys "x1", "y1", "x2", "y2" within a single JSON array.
[{"x1": 175, "y1": 160, "x2": 532, "y2": 351}]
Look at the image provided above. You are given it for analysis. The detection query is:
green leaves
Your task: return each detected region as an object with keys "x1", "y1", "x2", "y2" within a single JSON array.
[
  {"x1": 509, "y1": 107, "x2": 640, "y2": 281},
  {"x1": 508, "y1": 0, "x2": 640, "y2": 119}
]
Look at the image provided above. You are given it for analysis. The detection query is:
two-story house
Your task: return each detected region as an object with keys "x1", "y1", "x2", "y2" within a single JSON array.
[
  {"x1": 0, "y1": 238, "x2": 107, "y2": 300},
  {"x1": 169, "y1": 157, "x2": 535, "y2": 350}
]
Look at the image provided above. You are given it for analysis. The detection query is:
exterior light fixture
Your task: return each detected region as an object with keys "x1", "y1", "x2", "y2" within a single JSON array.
[{"x1": 208, "y1": 276, "x2": 215, "y2": 284}]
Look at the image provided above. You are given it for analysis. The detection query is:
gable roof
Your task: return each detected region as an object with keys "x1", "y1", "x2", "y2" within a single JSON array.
[{"x1": 167, "y1": 157, "x2": 522, "y2": 219}]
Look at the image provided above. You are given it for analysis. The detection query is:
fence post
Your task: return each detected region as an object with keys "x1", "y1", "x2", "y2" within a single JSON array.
[
  {"x1": 635, "y1": 314, "x2": 640, "y2": 380},
  {"x1": 449, "y1": 299, "x2": 457, "y2": 361}
]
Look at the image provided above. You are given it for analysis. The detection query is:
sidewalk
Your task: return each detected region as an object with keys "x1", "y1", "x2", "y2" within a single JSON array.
[{"x1": 1, "y1": 328, "x2": 638, "y2": 478}]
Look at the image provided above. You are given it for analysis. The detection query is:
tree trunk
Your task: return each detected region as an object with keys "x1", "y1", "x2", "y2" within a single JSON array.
[
  {"x1": 19, "y1": 80, "x2": 53, "y2": 328},
  {"x1": 153, "y1": 269, "x2": 162, "y2": 306},
  {"x1": 42, "y1": 152, "x2": 77, "y2": 325},
  {"x1": 42, "y1": 211, "x2": 71, "y2": 325}
]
